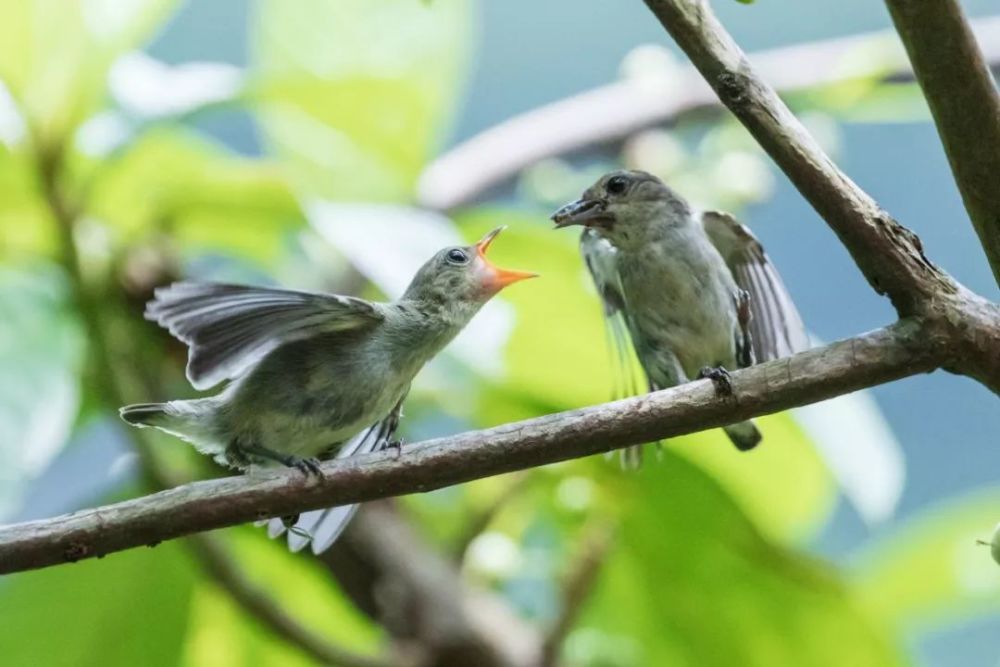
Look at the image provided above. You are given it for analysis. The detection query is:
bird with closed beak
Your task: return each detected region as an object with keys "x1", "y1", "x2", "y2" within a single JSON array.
[
  {"x1": 553, "y1": 170, "x2": 808, "y2": 463},
  {"x1": 120, "y1": 226, "x2": 536, "y2": 552}
]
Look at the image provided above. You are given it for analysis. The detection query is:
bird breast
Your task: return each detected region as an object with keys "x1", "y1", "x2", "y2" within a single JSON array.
[{"x1": 619, "y1": 236, "x2": 739, "y2": 378}]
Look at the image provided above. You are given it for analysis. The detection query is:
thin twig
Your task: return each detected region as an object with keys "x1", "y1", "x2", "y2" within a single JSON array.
[
  {"x1": 885, "y1": 1, "x2": 1000, "y2": 287},
  {"x1": 0, "y1": 319, "x2": 952, "y2": 574},
  {"x1": 541, "y1": 521, "x2": 617, "y2": 667}
]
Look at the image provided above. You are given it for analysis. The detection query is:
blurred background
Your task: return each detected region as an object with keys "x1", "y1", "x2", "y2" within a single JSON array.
[{"x1": 1, "y1": 1, "x2": 999, "y2": 665}]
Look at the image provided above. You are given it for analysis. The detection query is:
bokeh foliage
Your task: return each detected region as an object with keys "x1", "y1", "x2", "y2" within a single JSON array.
[{"x1": 0, "y1": 1, "x2": 997, "y2": 666}]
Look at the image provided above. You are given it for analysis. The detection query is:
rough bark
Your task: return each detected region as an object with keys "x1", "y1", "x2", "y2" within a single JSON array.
[{"x1": 886, "y1": 0, "x2": 1000, "y2": 287}]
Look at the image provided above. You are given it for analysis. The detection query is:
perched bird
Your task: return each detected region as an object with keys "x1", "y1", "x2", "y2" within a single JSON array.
[
  {"x1": 120, "y1": 226, "x2": 536, "y2": 551},
  {"x1": 552, "y1": 170, "x2": 808, "y2": 462}
]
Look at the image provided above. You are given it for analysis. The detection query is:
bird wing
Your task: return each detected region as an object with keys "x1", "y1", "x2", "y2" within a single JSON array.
[
  {"x1": 146, "y1": 281, "x2": 385, "y2": 390},
  {"x1": 700, "y1": 210, "x2": 809, "y2": 362},
  {"x1": 579, "y1": 228, "x2": 645, "y2": 400}
]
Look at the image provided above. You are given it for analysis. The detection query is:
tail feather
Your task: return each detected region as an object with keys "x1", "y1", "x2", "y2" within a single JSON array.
[
  {"x1": 119, "y1": 400, "x2": 225, "y2": 462},
  {"x1": 724, "y1": 420, "x2": 762, "y2": 452},
  {"x1": 119, "y1": 403, "x2": 167, "y2": 427}
]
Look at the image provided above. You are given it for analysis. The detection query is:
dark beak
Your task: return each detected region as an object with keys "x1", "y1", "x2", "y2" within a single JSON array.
[{"x1": 551, "y1": 198, "x2": 609, "y2": 228}]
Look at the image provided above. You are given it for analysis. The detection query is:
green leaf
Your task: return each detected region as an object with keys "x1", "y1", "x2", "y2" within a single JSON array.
[
  {"x1": 227, "y1": 528, "x2": 382, "y2": 651},
  {"x1": 0, "y1": 540, "x2": 196, "y2": 667},
  {"x1": 0, "y1": 0, "x2": 180, "y2": 142},
  {"x1": 853, "y1": 488, "x2": 1000, "y2": 626},
  {"x1": 0, "y1": 266, "x2": 84, "y2": 520},
  {"x1": 250, "y1": 0, "x2": 472, "y2": 201},
  {"x1": 572, "y1": 454, "x2": 901, "y2": 667},
  {"x1": 182, "y1": 529, "x2": 383, "y2": 666}
]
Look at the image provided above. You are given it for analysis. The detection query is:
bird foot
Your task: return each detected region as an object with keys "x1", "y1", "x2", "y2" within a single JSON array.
[
  {"x1": 698, "y1": 366, "x2": 733, "y2": 396},
  {"x1": 386, "y1": 438, "x2": 404, "y2": 460},
  {"x1": 287, "y1": 456, "x2": 323, "y2": 476}
]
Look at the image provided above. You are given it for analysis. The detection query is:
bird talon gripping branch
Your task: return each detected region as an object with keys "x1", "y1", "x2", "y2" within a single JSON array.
[
  {"x1": 697, "y1": 366, "x2": 734, "y2": 396},
  {"x1": 292, "y1": 457, "x2": 323, "y2": 477}
]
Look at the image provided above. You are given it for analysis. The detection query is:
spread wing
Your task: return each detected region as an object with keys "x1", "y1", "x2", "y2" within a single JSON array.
[
  {"x1": 701, "y1": 211, "x2": 809, "y2": 362},
  {"x1": 579, "y1": 229, "x2": 644, "y2": 401},
  {"x1": 146, "y1": 282, "x2": 384, "y2": 390}
]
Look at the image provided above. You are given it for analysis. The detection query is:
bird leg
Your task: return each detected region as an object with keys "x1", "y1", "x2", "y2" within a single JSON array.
[
  {"x1": 380, "y1": 395, "x2": 406, "y2": 460},
  {"x1": 224, "y1": 441, "x2": 253, "y2": 469},
  {"x1": 698, "y1": 366, "x2": 733, "y2": 396}
]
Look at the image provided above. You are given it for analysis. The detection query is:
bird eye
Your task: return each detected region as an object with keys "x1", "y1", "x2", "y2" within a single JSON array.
[
  {"x1": 606, "y1": 175, "x2": 628, "y2": 195},
  {"x1": 445, "y1": 248, "x2": 469, "y2": 265}
]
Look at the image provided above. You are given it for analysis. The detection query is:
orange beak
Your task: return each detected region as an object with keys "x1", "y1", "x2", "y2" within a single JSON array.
[{"x1": 476, "y1": 226, "x2": 539, "y2": 289}]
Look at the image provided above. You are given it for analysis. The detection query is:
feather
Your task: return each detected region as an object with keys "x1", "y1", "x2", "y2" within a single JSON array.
[
  {"x1": 580, "y1": 228, "x2": 647, "y2": 467},
  {"x1": 700, "y1": 211, "x2": 809, "y2": 363},
  {"x1": 146, "y1": 282, "x2": 384, "y2": 390}
]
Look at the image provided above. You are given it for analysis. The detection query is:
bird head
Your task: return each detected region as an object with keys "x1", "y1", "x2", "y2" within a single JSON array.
[
  {"x1": 403, "y1": 226, "x2": 538, "y2": 306},
  {"x1": 551, "y1": 170, "x2": 690, "y2": 250}
]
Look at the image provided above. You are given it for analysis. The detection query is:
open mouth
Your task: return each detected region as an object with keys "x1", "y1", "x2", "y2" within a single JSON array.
[{"x1": 475, "y1": 226, "x2": 539, "y2": 288}]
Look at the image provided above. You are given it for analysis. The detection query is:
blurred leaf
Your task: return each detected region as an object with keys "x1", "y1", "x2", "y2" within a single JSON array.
[
  {"x1": 457, "y1": 208, "x2": 836, "y2": 541},
  {"x1": 0, "y1": 0, "x2": 180, "y2": 142},
  {"x1": 87, "y1": 128, "x2": 303, "y2": 267},
  {"x1": 0, "y1": 541, "x2": 196, "y2": 667},
  {"x1": 854, "y1": 488, "x2": 1000, "y2": 626},
  {"x1": 226, "y1": 528, "x2": 382, "y2": 652},
  {"x1": 573, "y1": 454, "x2": 901, "y2": 667},
  {"x1": 251, "y1": 0, "x2": 472, "y2": 201},
  {"x1": 183, "y1": 584, "x2": 316, "y2": 667},
  {"x1": 0, "y1": 147, "x2": 52, "y2": 259},
  {"x1": 794, "y1": 387, "x2": 905, "y2": 525},
  {"x1": 0, "y1": 266, "x2": 83, "y2": 520},
  {"x1": 183, "y1": 529, "x2": 384, "y2": 666}
]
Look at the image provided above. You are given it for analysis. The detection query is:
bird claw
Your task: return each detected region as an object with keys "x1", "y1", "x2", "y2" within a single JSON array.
[
  {"x1": 387, "y1": 438, "x2": 404, "y2": 460},
  {"x1": 698, "y1": 366, "x2": 733, "y2": 396},
  {"x1": 290, "y1": 456, "x2": 323, "y2": 476}
]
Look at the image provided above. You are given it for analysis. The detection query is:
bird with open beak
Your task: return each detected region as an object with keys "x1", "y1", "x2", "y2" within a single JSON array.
[
  {"x1": 120, "y1": 226, "x2": 536, "y2": 552},
  {"x1": 553, "y1": 170, "x2": 808, "y2": 463}
]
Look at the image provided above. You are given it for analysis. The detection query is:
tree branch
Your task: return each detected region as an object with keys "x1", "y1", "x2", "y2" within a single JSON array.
[
  {"x1": 320, "y1": 502, "x2": 541, "y2": 667},
  {"x1": 417, "y1": 16, "x2": 1000, "y2": 212},
  {"x1": 884, "y1": 1, "x2": 1000, "y2": 288},
  {"x1": 0, "y1": 320, "x2": 948, "y2": 574}
]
